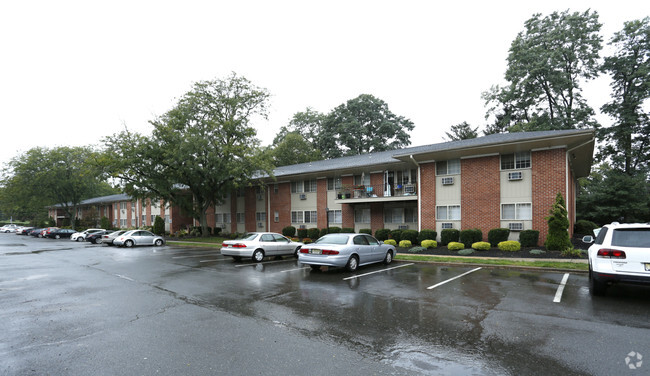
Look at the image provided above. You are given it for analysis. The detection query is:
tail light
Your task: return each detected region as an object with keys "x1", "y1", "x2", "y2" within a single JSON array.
[
  {"x1": 230, "y1": 243, "x2": 247, "y2": 248},
  {"x1": 597, "y1": 249, "x2": 626, "y2": 259},
  {"x1": 321, "y1": 250, "x2": 339, "y2": 255}
]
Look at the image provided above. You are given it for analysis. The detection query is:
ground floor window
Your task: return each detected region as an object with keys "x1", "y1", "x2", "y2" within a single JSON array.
[
  {"x1": 355, "y1": 208, "x2": 370, "y2": 223},
  {"x1": 437, "y1": 205, "x2": 461, "y2": 220},
  {"x1": 501, "y1": 203, "x2": 532, "y2": 220},
  {"x1": 291, "y1": 210, "x2": 317, "y2": 224},
  {"x1": 328, "y1": 210, "x2": 342, "y2": 224}
]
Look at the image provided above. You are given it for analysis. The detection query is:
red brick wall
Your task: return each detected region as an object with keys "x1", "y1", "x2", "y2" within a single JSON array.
[
  {"x1": 532, "y1": 149, "x2": 567, "y2": 245},
  {"x1": 270, "y1": 182, "x2": 290, "y2": 233},
  {"x1": 370, "y1": 202, "x2": 383, "y2": 235},
  {"x1": 245, "y1": 187, "x2": 256, "y2": 232},
  {"x1": 420, "y1": 163, "x2": 436, "y2": 231},
  {"x1": 145, "y1": 200, "x2": 151, "y2": 226},
  {"x1": 230, "y1": 194, "x2": 237, "y2": 233},
  {"x1": 317, "y1": 179, "x2": 328, "y2": 229},
  {"x1": 461, "y1": 156, "x2": 501, "y2": 240},
  {"x1": 341, "y1": 176, "x2": 354, "y2": 229}
]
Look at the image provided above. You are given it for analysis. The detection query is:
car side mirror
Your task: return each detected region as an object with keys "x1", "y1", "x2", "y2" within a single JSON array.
[
  {"x1": 582, "y1": 235, "x2": 594, "y2": 244},
  {"x1": 378, "y1": 241, "x2": 384, "y2": 245}
]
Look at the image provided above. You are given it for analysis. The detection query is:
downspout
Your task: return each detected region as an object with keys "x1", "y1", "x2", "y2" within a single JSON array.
[{"x1": 410, "y1": 155, "x2": 421, "y2": 232}]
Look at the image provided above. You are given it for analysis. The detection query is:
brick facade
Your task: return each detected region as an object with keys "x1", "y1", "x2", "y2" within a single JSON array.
[
  {"x1": 532, "y1": 148, "x2": 567, "y2": 244},
  {"x1": 269, "y1": 182, "x2": 290, "y2": 233},
  {"x1": 420, "y1": 163, "x2": 436, "y2": 231},
  {"x1": 461, "y1": 156, "x2": 501, "y2": 241}
]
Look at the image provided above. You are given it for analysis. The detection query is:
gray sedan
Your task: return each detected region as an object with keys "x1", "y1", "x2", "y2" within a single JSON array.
[
  {"x1": 221, "y1": 232, "x2": 303, "y2": 262},
  {"x1": 298, "y1": 233, "x2": 395, "y2": 272},
  {"x1": 113, "y1": 230, "x2": 165, "y2": 247}
]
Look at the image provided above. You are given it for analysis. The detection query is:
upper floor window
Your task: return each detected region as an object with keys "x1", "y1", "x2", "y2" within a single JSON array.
[
  {"x1": 327, "y1": 177, "x2": 342, "y2": 191},
  {"x1": 291, "y1": 180, "x2": 317, "y2": 193},
  {"x1": 437, "y1": 205, "x2": 461, "y2": 220},
  {"x1": 353, "y1": 173, "x2": 370, "y2": 187},
  {"x1": 501, "y1": 203, "x2": 532, "y2": 220},
  {"x1": 436, "y1": 159, "x2": 460, "y2": 176},
  {"x1": 501, "y1": 152, "x2": 531, "y2": 170},
  {"x1": 120, "y1": 202, "x2": 127, "y2": 210}
]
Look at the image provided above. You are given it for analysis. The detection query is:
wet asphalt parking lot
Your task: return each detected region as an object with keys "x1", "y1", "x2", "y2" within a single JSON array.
[{"x1": 1, "y1": 233, "x2": 650, "y2": 375}]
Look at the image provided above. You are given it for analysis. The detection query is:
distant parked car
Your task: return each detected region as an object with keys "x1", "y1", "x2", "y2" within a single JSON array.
[
  {"x1": 101, "y1": 230, "x2": 128, "y2": 246},
  {"x1": 16, "y1": 227, "x2": 35, "y2": 235},
  {"x1": 221, "y1": 232, "x2": 303, "y2": 262},
  {"x1": 28, "y1": 228, "x2": 44, "y2": 237},
  {"x1": 113, "y1": 230, "x2": 165, "y2": 247},
  {"x1": 298, "y1": 233, "x2": 395, "y2": 272},
  {"x1": 71, "y1": 228, "x2": 106, "y2": 242},
  {"x1": 40, "y1": 227, "x2": 59, "y2": 238},
  {"x1": 85, "y1": 230, "x2": 112, "y2": 244},
  {"x1": 1, "y1": 224, "x2": 20, "y2": 233},
  {"x1": 45, "y1": 228, "x2": 76, "y2": 239}
]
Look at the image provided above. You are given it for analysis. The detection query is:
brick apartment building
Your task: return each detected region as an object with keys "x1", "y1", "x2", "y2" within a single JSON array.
[{"x1": 54, "y1": 129, "x2": 594, "y2": 244}]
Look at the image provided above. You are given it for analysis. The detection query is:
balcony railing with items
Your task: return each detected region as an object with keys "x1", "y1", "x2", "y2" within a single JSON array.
[{"x1": 336, "y1": 183, "x2": 418, "y2": 201}]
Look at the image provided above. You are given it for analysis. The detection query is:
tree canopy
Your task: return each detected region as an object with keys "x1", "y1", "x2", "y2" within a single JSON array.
[{"x1": 445, "y1": 122, "x2": 478, "y2": 141}]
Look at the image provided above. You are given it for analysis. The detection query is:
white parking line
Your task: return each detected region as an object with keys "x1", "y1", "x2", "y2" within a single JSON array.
[
  {"x1": 280, "y1": 267, "x2": 311, "y2": 273},
  {"x1": 235, "y1": 259, "x2": 293, "y2": 267},
  {"x1": 426, "y1": 267, "x2": 482, "y2": 290},
  {"x1": 553, "y1": 273, "x2": 570, "y2": 303},
  {"x1": 199, "y1": 259, "x2": 230, "y2": 263},
  {"x1": 172, "y1": 254, "x2": 221, "y2": 259},
  {"x1": 342, "y1": 263, "x2": 415, "y2": 281},
  {"x1": 114, "y1": 274, "x2": 134, "y2": 281}
]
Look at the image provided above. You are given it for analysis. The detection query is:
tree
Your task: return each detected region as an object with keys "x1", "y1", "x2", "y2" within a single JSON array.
[
  {"x1": 445, "y1": 122, "x2": 478, "y2": 141},
  {"x1": 484, "y1": 9, "x2": 603, "y2": 132},
  {"x1": 102, "y1": 73, "x2": 273, "y2": 236},
  {"x1": 273, "y1": 107, "x2": 326, "y2": 146},
  {"x1": 320, "y1": 94, "x2": 415, "y2": 158},
  {"x1": 545, "y1": 193, "x2": 572, "y2": 251},
  {"x1": 598, "y1": 17, "x2": 650, "y2": 175},
  {"x1": 269, "y1": 132, "x2": 322, "y2": 167}
]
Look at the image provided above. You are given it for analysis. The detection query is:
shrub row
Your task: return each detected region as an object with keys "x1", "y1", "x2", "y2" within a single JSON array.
[{"x1": 440, "y1": 228, "x2": 539, "y2": 247}]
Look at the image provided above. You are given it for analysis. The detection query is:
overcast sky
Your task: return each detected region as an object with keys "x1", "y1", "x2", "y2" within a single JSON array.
[{"x1": 1, "y1": 0, "x2": 648, "y2": 168}]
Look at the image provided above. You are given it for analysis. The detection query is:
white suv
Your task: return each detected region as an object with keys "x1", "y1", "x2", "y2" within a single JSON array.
[{"x1": 585, "y1": 222, "x2": 650, "y2": 296}]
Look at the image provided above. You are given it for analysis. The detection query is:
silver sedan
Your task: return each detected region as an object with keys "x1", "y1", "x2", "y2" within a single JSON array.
[
  {"x1": 221, "y1": 232, "x2": 303, "y2": 262},
  {"x1": 113, "y1": 230, "x2": 165, "y2": 247},
  {"x1": 298, "y1": 233, "x2": 395, "y2": 272}
]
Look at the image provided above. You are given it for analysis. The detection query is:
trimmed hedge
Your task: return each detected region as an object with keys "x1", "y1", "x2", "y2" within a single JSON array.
[
  {"x1": 574, "y1": 220, "x2": 598, "y2": 236},
  {"x1": 153, "y1": 216, "x2": 165, "y2": 235},
  {"x1": 390, "y1": 229, "x2": 403, "y2": 243},
  {"x1": 498, "y1": 240, "x2": 521, "y2": 252},
  {"x1": 341, "y1": 227, "x2": 355, "y2": 233},
  {"x1": 359, "y1": 228, "x2": 372, "y2": 235},
  {"x1": 297, "y1": 228, "x2": 308, "y2": 239},
  {"x1": 328, "y1": 226, "x2": 342, "y2": 234},
  {"x1": 307, "y1": 228, "x2": 320, "y2": 240},
  {"x1": 460, "y1": 229, "x2": 482, "y2": 246},
  {"x1": 282, "y1": 226, "x2": 296, "y2": 237},
  {"x1": 488, "y1": 228, "x2": 510, "y2": 247},
  {"x1": 519, "y1": 230, "x2": 539, "y2": 247},
  {"x1": 472, "y1": 241, "x2": 491, "y2": 251},
  {"x1": 418, "y1": 229, "x2": 437, "y2": 244},
  {"x1": 384, "y1": 239, "x2": 397, "y2": 246},
  {"x1": 421, "y1": 240, "x2": 437, "y2": 249},
  {"x1": 375, "y1": 228, "x2": 390, "y2": 241},
  {"x1": 401, "y1": 229, "x2": 419, "y2": 244},
  {"x1": 448, "y1": 242, "x2": 465, "y2": 251},
  {"x1": 399, "y1": 240, "x2": 412, "y2": 248},
  {"x1": 440, "y1": 229, "x2": 460, "y2": 245}
]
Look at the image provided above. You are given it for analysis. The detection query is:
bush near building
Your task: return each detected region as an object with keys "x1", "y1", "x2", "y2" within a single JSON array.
[
  {"x1": 472, "y1": 241, "x2": 491, "y2": 251},
  {"x1": 519, "y1": 230, "x2": 539, "y2": 247},
  {"x1": 460, "y1": 229, "x2": 482, "y2": 246},
  {"x1": 282, "y1": 226, "x2": 296, "y2": 237},
  {"x1": 418, "y1": 229, "x2": 437, "y2": 244},
  {"x1": 448, "y1": 242, "x2": 465, "y2": 251},
  {"x1": 440, "y1": 229, "x2": 460, "y2": 245},
  {"x1": 498, "y1": 240, "x2": 521, "y2": 252},
  {"x1": 488, "y1": 228, "x2": 510, "y2": 247}
]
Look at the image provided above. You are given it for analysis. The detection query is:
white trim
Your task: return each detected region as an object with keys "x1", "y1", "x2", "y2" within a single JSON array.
[
  {"x1": 460, "y1": 153, "x2": 499, "y2": 160},
  {"x1": 531, "y1": 145, "x2": 566, "y2": 152},
  {"x1": 417, "y1": 159, "x2": 437, "y2": 164}
]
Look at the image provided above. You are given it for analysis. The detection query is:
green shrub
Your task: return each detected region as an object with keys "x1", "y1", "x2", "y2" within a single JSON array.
[
  {"x1": 359, "y1": 228, "x2": 372, "y2": 235},
  {"x1": 320, "y1": 228, "x2": 329, "y2": 237},
  {"x1": 282, "y1": 226, "x2": 296, "y2": 237},
  {"x1": 418, "y1": 229, "x2": 437, "y2": 244},
  {"x1": 545, "y1": 193, "x2": 571, "y2": 251},
  {"x1": 458, "y1": 249, "x2": 475, "y2": 256},
  {"x1": 519, "y1": 230, "x2": 539, "y2": 247},
  {"x1": 409, "y1": 246, "x2": 426, "y2": 253},
  {"x1": 153, "y1": 216, "x2": 165, "y2": 235},
  {"x1": 421, "y1": 239, "x2": 437, "y2": 249},
  {"x1": 100, "y1": 216, "x2": 111, "y2": 230},
  {"x1": 297, "y1": 228, "x2": 308, "y2": 239},
  {"x1": 472, "y1": 241, "x2": 491, "y2": 251},
  {"x1": 384, "y1": 239, "x2": 397, "y2": 246},
  {"x1": 498, "y1": 240, "x2": 521, "y2": 252},
  {"x1": 399, "y1": 240, "x2": 412, "y2": 248},
  {"x1": 488, "y1": 228, "x2": 510, "y2": 247},
  {"x1": 440, "y1": 229, "x2": 460, "y2": 245},
  {"x1": 341, "y1": 227, "x2": 355, "y2": 233},
  {"x1": 375, "y1": 228, "x2": 390, "y2": 241},
  {"x1": 307, "y1": 228, "x2": 320, "y2": 240},
  {"x1": 328, "y1": 226, "x2": 342, "y2": 234},
  {"x1": 448, "y1": 242, "x2": 465, "y2": 251},
  {"x1": 213, "y1": 227, "x2": 222, "y2": 236},
  {"x1": 389, "y1": 229, "x2": 402, "y2": 243},
  {"x1": 302, "y1": 238, "x2": 312, "y2": 244},
  {"x1": 460, "y1": 229, "x2": 482, "y2": 245},
  {"x1": 574, "y1": 220, "x2": 599, "y2": 236},
  {"x1": 561, "y1": 247, "x2": 583, "y2": 258},
  {"x1": 291, "y1": 237, "x2": 300, "y2": 242},
  {"x1": 401, "y1": 230, "x2": 419, "y2": 244}
]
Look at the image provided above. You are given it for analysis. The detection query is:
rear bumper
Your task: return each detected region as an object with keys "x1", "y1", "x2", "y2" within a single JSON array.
[
  {"x1": 592, "y1": 271, "x2": 650, "y2": 286},
  {"x1": 298, "y1": 254, "x2": 349, "y2": 267},
  {"x1": 221, "y1": 249, "x2": 253, "y2": 257}
]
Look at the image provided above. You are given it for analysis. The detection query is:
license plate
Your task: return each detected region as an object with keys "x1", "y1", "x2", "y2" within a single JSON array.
[
  {"x1": 645, "y1": 263, "x2": 650, "y2": 272},
  {"x1": 311, "y1": 249, "x2": 321, "y2": 255}
]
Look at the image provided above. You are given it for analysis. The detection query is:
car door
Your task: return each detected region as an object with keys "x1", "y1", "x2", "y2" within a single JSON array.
[
  {"x1": 272, "y1": 234, "x2": 292, "y2": 254},
  {"x1": 364, "y1": 235, "x2": 383, "y2": 262},
  {"x1": 259, "y1": 234, "x2": 277, "y2": 255},
  {"x1": 352, "y1": 235, "x2": 371, "y2": 264}
]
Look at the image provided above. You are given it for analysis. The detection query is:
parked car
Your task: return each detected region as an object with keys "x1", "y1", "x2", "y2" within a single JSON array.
[
  {"x1": 298, "y1": 233, "x2": 395, "y2": 272},
  {"x1": 45, "y1": 228, "x2": 76, "y2": 239},
  {"x1": 101, "y1": 230, "x2": 128, "y2": 246},
  {"x1": 40, "y1": 227, "x2": 59, "y2": 238},
  {"x1": 221, "y1": 232, "x2": 303, "y2": 262},
  {"x1": 16, "y1": 227, "x2": 35, "y2": 235},
  {"x1": 71, "y1": 228, "x2": 106, "y2": 242},
  {"x1": 28, "y1": 228, "x2": 44, "y2": 237},
  {"x1": 85, "y1": 230, "x2": 112, "y2": 244},
  {"x1": 1, "y1": 224, "x2": 20, "y2": 233},
  {"x1": 113, "y1": 230, "x2": 165, "y2": 247},
  {"x1": 585, "y1": 222, "x2": 650, "y2": 296}
]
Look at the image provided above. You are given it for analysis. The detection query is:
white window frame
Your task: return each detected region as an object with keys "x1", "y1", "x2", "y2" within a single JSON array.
[
  {"x1": 501, "y1": 203, "x2": 532, "y2": 220},
  {"x1": 436, "y1": 159, "x2": 461, "y2": 176},
  {"x1": 436, "y1": 205, "x2": 461, "y2": 220},
  {"x1": 501, "y1": 152, "x2": 531, "y2": 170},
  {"x1": 236, "y1": 213, "x2": 245, "y2": 224},
  {"x1": 327, "y1": 209, "x2": 342, "y2": 224}
]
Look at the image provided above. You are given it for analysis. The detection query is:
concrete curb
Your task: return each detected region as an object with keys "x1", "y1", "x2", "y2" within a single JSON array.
[{"x1": 395, "y1": 253, "x2": 588, "y2": 273}]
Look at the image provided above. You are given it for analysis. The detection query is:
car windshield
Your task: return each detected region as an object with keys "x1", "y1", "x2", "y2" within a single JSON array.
[
  {"x1": 237, "y1": 233, "x2": 259, "y2": 241},
  {"x1": 611, "y1": 229, "x2": 650, "y2": 248},
  {"x1": 314, "y1": 234, "x2": 350, "y2": 245}
]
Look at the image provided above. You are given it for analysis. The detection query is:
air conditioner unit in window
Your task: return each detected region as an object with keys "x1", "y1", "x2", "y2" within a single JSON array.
[
  {"x1": 257, "y1": 222, "x2": 263, "y2": 228},
  {"x1": 404, "y1": 184, "x2": 415, "y2": 194},
  {"x1": 299, "y1": 225, "x2": 306, "y2": 229},
  {"x1": 299, "y1": 194, "x2": 307, "y2": 200},
  {"x1": 441, "y1": 222, "x2": 453, "y2": 229},
  {"x1": 398, "y1": 225, "x2": 409, "y2": 230},
  {"x1": 508, "y1": 171, "x2": 523, "y2": 181},
  {"x1": 508, "y1": 222, "x2": 524, "y2": 231},
  {"x1": 442, "y1": 177, "x2": 454, "y2": 185}
]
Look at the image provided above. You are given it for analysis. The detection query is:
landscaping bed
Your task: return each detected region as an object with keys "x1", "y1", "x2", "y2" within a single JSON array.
[{"x1": 396, "y1": 246, "x2": 585, "y2": 259}]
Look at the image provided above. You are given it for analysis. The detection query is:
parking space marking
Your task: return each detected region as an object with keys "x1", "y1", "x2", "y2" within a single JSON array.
[
  {"x1": 342, "y1": 263, "x2": 415, "y2": 281},
  {"x1": 114, "y1": 274, "x2": 134, "y2": 281},
  {"x1": 199, "y1": 259, "x2": 230, "y2": 263},
  {"x1": 172, "y1": 254, "x2": 221, "y2": 259},
  {"x1": 280, "y1": 267, "x2": 311, "y2": 273},
  {"x1": 427, "y1": 267, "x2": 482, "y2": 290},
  {"x1": 235, "y1": 259, "x2": 294, "y2": 267},
  {"x1": 553, "y1": 273, "x2": 570, "y2": 303}
]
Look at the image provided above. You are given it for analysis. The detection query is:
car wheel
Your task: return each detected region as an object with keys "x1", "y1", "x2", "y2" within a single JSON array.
[
  {"x1": 309, "y1": 265, "x2": 321, "y2": 271},
  {"x1": 55, "y1": 234, "x2": 60, "y2": 239},
  {"x1": 383, "y1": 251, "x2": 393, "y2": 265},
  {"x1": 589, "y1": 269, "x2": 606, "y2": 296},
  {"x1": 154, "y1": 239, "x2": 163, "y2": 246},
  {"x1": 252, "y1": 249, "x2": 264, "y2": 263},
  {"x1": 92, "y1": 238, "x2": 98, "y2": 244},
  {"x1": 346, "y1": 255, "x2": 359, "y2": 272},
  {"x1": 125, "y1": 240, "x2": 134, "y2": 248},
  {"x1": 76, "y1": 237, "x2": 83, "y2": 242}
]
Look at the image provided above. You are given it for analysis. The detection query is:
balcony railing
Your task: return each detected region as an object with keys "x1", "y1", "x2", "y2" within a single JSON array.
[{"x1": 336, "y1": 183, "x2": 417, "y2": 200}]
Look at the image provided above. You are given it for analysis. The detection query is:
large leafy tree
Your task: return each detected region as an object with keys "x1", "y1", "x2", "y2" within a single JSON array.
[
  {"x1": 445, "y1": 122, "x2": 478, "y2": 141},
  {"x1": 1, "y1": 146, "x2": 115, "y2": 228},
  {"x1": 483, "y1": 9, "x2": 603, "y2": 133},
  {"x1": 598, "y1": 17, "x2": 650, "y2": 175},
  {"x1": 102, "y1": 73, "x2": 273, "y2": 236},
  {"x1": 273, "y1": 107, "x2": 326, "y2": 146},
  {"x1": 268, "y1": 132, "x2": 321, "y2": 167}
]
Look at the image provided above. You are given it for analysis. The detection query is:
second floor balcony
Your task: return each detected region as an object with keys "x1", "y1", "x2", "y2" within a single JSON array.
[{"x1": 335, "y1": 183, "x2": 418, "y2": 203}]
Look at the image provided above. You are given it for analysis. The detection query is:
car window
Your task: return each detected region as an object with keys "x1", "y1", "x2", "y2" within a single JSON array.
[
  {"x1": 364, "y1": 235, "x2": 379, "y2": 245},
  {"x1": 314, "y1": 234, "x2": 349, "y2": 245},
  {"x1": 353, "y1": 235, "x2": 369, "y2": 245},
  {"x1": 594, "y1": 227, "x2": 608, "y2": 245},
  {"x1": 238, "y1": 233, "x2": 259, "y2": 241},
  {"x1": 260, "y1": 234, "x2": 274, "y2": 242},
  {"x1": 611, "y1": 229, "x2": 650, "y2": 248},
  {"x1": 273, "y1": 234, "x2": 289, "y2": 243}
]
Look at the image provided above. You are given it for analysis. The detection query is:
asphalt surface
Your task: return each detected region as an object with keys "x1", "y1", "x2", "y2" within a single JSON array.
[{"x1": 2, "y1": 233, "x2": 650, "y2": 376}]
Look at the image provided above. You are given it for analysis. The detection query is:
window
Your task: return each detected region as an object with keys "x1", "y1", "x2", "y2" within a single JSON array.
[
  {"x1": 165, "y1": 215, "x2": 171, "y2": 223},
  {"x1": 215, "y1": 213, "x2": 222, "y2": 223},
  {"x1": 236, "y1": 213, "x2": 245, "y2": 224},
  {"x1": 256, "y1": 212, "x2": 266, "y2": 222},
  {"x1": 397, "y1": 169, "x2": 417, "y2": 185},
  {"x1": 291, "y1": 180, "x2": 316, "y2": 193},
  {"x1": 501, "y1": 152, "x2": 531, "y2": 170},
  {"x1": 436, "y1": 159, "x2": 460, "y2": 175},
  {"x1": 131, "y1": 218, "x2": 136, "y2": 227},
  {"x1": 291, "y1": 211, "x2": 304, "y2": 223},
  {"x1": 274, "y1": 211, "x2": 279, "y2": 223},
  {"x1": 327, "y1": 177, "x2": 342, "y2": 191},
  {"x1": 291, "y1": 211, "x2": 317, "y2": 223},
  {"x1": 501, "y1": 203, "x2": 532, "y2": 220},
  {"x1": 274, "y1": 184, "x2": 278, "y2": 194},
  {"x1": 120, "y1": 202, "x2": 127, "y2": 210},
  {"x1": 120, "y1": 219, "x2": 126, "y2": 228},
  {"x1": 355, "y1": 208, "x2": 370, "y2": 223},
  {"x1": 223, "y1": 213, "x2": 231, "y2": 224},
  {"x1": 353, "y1": 173, "x2": 370, "y2": 186},
  {"x1": 437, "y1": 205, "x2": 461, "y2": 220},
  {"x1": 304, "y1": 180, "x2": 317, "y2": 193},
  {"x1": 328, "y1": 210, "x2": 342, "y2": 223},
  {"x1": 304, "y1": 210, "x2": 318, "y2": 223},
  {"x1": 151, "y1": 215, "x2": 155, "y2": 224},
  {"x1": 384, "y1": 208, "x2": 403, "y2": 223},
  {"x1": 404, "y1": 207, "x2": 416, "y2": 223},
  {"x1": 141, "y1": 215, "x2": 146, "y2": 225}
]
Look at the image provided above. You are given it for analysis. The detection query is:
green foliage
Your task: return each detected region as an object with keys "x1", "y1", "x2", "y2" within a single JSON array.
[
  {"x1": 409, "y1": 246, "x2": 426, "y2": 253},
  {"x1": 574, "y1": 220, "x2": 599, "y2": 235},
  {"x1": 440, "y1": 229, "x2": 460, "y2": 245},
  {"x1": 458, "y1": 249, "x2": 475, "y2": 256},
  {"x1": 460, "y1": 228, "x2": 482, "y2": 246},
  {"x1": 445, "y1": 122, "x2": 478, "y2": 141},
  {"x1": 267, "y1": 132, "x2": 322, "y2": 167},
  {"x1": 282, "y1": 226, "x2": 296, "y2": 237},
  {"x1": 341, "y1": 227, "x2": 355, "y2": 233},
  {"x1": 561, "y1": 247, "x2": 583, "y2": 258},
  {"x1": 418, "y1": 229, "x2": 437, "y2": 244},
  {"x1": 498, "y1": 241, "x2": 521, "y2": 252},
  {"x1": 384, "y1": 239, "x2": 397, "y2": 246},
  {"x1": 400, "y1": 229, "x2": 419, "y2": 244},
  {"x1": 302, "y1": 238, "x2": 312, "y2": 244},
  {"x1": 359, "y1": 228, "x2": 372, "y2": 235},
  {"x1": 399, "y1": 240, "x2": 412, "y2": 248},
  {"x1": 472, "y1": 242, "x2": 491, "y2": 251},
  {"x1": 297, "y1": 228, "x2": 308, "y2": 239},
  {"x1": 389, "y1": 229, "x2": 402, "y2": 243},
  {"x1": 153, "y1": 216, "x2": 165, "y2": 235},
  {"x1": 375, "y1": 228, "x2": 390, "y2": 241},
  {"x1": 421, "y1": 240, "x2": 437, "y2": 249},
  {"x1": 529, "y1": 249, "x2": 546, "y2": 255},
  {"x1": 307, "y1": 228, "x2": 320, "y2": 240},
  {"x1": 319, "y1": 228, "x2": 329, "y2": 237},
  {"x1": 213, "y1": 227, "x2": 222, "y2": 236},
  {"x1": 545, "y1": 193, "x2": 572, "y2": 251},
  {"x1": 327, "y1": 226, "x2": 341, "y2": 234},
  {"x1": 488, "y1": 228, "x2": 510, "y2": 247},
  {"x1": 448, "y1": 242, "x2": 465, "y2": 251},
  {"x1": 519, "y1": 230, "x2": 539, "y2": 247}
]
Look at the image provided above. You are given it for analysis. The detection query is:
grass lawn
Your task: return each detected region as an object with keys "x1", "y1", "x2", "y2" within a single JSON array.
[
  {"x1": 395, "y1": 254, "x2": 589, "y2": 271},
  {"x1": 167, "y1": 236, "x2": 225, "y2": 247}
]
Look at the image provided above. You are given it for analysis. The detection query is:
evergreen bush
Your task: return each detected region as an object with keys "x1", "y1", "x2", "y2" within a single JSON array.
[
  {"x1": 488, "y1": 228, "x2": 510, "y2": 247},
  {"x1": 421, "y1": 239, "x2": 437, "y2": 248},
  {"x1": 545, "y1": 193, "x2": 571, "y2": 251},
  {"x1": 448, "y1": 242, "x2": 465, "y2": 251},
  {"x1": 341, "y1": 227, "x2": 355, "y2": 233},
  {"x1": 359, "y1": 228, "x2": 372, "y2": 235},
  {"x1": 418, "y1": 229, "x2": 437, "y2": 244},
  {"x1": 472, "y1": 241, "x2": 491, "y2": 251},
  {"x1": 375, "y1": 228, "x2": 390, "y2": 241},
  {"x1": 519, "y1": 230, "x2": 539, "y2": 247},
  {"x1": 282, "y1": 226, "x2": 296, "y2": 237},
  {"x1": 440, "y1": 229, "x2": 460, "y2": 245},
  {"x1": 389, "y1": 229, "x2": 402, "y2": 243},
  {"x1": 498, "y1": 240, "x2": 521, "y2": 252},
  {"x1": 297, "y1": 228, "x2": 308, "y2": 239},
  {"x1": 460, "y1": 228, "x2": 482, "y2": 245},
  {"x1": 307, "y1": 228, "x2": 320, "y2": 240},
  {"x1": 399, "y1": 240, "x2": 412, "y2": 248},
  {"x1": 384, "y1": 239, "x2": 397, "y2": 246},
  {"x1": 574, "y1": 220, "x2": 599, "y2": 236},
  {"x1": 401, "y1": 229, "x2": 419, "y2": 244},
  {"x1": 328, "y1": 226, "x2": 342, "y2": 233}
]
